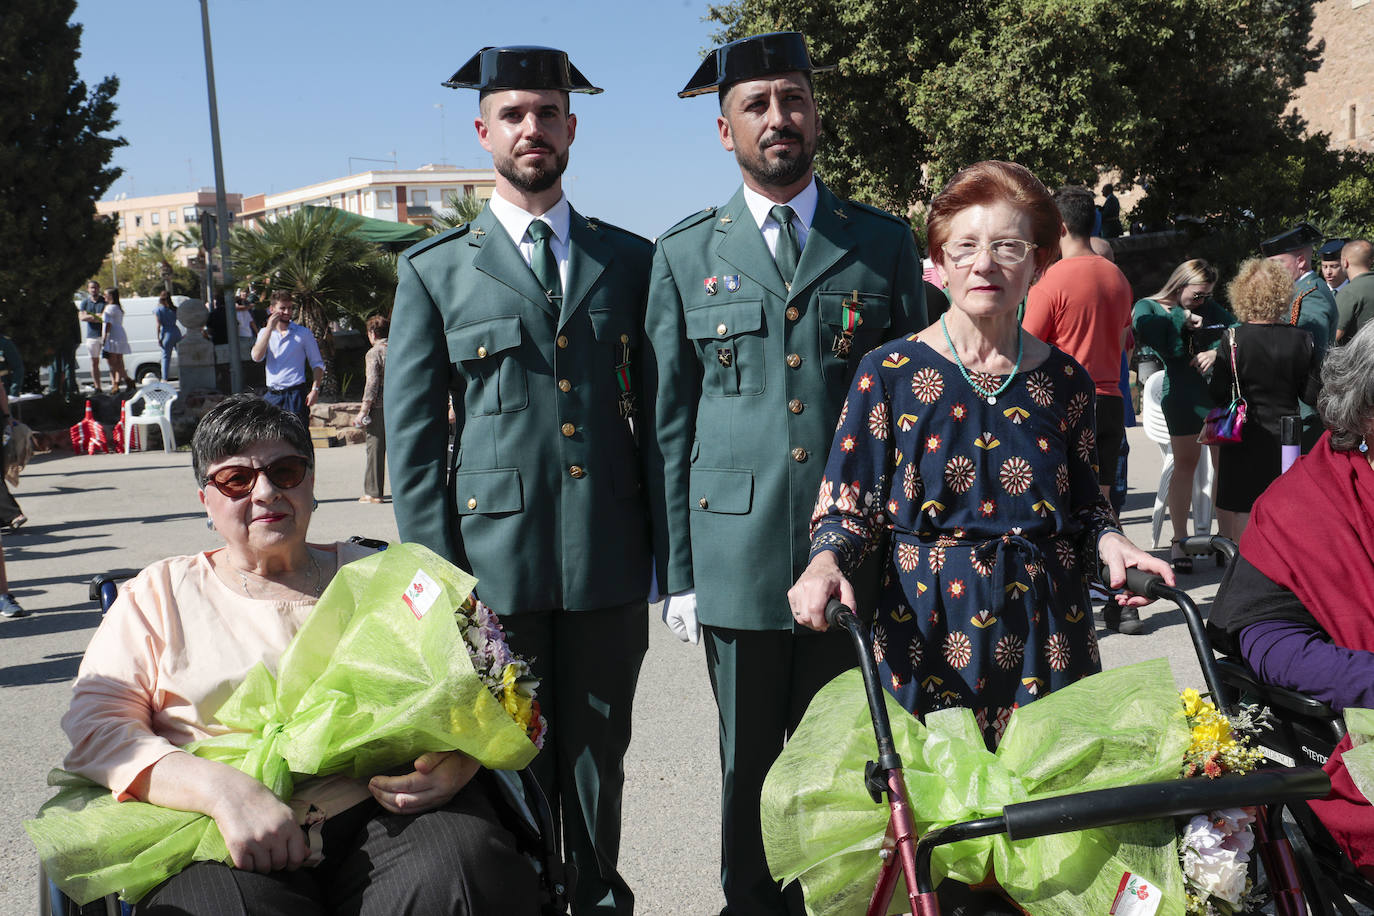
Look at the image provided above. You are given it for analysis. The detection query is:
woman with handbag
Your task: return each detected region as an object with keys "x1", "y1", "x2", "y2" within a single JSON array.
[
  {"x1": 1208, "y1": 258, "x2": 1321, "y2": 541},
  {"x1": 1132, "y1": 259, "x2": 1237, "y2": 571}
]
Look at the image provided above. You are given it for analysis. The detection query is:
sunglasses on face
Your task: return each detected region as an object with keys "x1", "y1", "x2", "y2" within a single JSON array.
[
  {"x1": 202, "y1": 455, "x2": 311, "y2": 499},
  {"x1": 1189, "y1": 291, "x2": 1210, "y2": 304}
]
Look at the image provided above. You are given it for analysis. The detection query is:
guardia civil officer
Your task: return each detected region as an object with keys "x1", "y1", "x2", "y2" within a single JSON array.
[
  {"x1": 640, "y1": 33, "x2": 927, "y2": 914},
  {"x1": 385, "y1": 47, "x2": 651, "y2": 916},
  {"x1": 1261, "y1": 221, "x2": 1339, "y2": 450}
]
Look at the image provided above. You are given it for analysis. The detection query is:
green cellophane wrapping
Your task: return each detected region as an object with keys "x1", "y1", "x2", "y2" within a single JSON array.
[
  {"x1": 761, "y1": 658, "x2": 1191, "y2": 916},
  {"x1": 25, "y1": 542, "x2": 538, "y2": 904},
  {"x1": 1343, "y1": 707, "x2": 1374, "y2": 804}
]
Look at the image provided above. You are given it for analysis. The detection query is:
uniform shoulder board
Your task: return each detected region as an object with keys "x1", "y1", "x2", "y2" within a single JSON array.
[
  {"x1": 657, "y1": 206, "x2": 718, "y2": 240},
  {"x1": 402, "y1": 223, "x2": 470, "y2": 260},
  {"x1": 847, "y1": 199, "x2": 911, "y2": 228},
  {"x1": 582, "y1": 217, "x2": 651, "y2": 247}
]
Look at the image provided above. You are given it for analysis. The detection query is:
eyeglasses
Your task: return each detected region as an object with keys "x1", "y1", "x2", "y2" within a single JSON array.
[
  {"x1": 203, "y1": 455, "x2": 311, "y2": 499},
  {"x1": 1188, "y1": 291, "x2": 1210, "y2": 304},
  {"x1": 941, "y1": 238, "x2": 1037, "y2": 268}
]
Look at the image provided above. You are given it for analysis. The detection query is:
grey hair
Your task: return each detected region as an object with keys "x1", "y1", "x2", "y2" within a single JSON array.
[
  {"x1": 191, "y1": 393, "x2": 314, "y2": 484},
  {"x1": 1318, "y1": 322, "x2": 1374, "y2": 450}
]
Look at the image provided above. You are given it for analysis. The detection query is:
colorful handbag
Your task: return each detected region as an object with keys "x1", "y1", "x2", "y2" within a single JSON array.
[{"x1": 1198, "y1": 328, "x2": 1247, "y2": 444}]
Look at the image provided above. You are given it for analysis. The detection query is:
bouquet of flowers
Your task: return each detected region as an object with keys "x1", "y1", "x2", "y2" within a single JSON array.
[
  {"x1": 27, "y1": 543, "x2": 544, "y2": 904},
  {"x1": 1176, "y1": 688, "x2": 1268, "y2": 916}
]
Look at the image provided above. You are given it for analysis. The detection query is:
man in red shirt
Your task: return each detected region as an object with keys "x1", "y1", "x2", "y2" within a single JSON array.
[{"x1": 1024, "y1": 186, "x2": 1134, "y2": 503}]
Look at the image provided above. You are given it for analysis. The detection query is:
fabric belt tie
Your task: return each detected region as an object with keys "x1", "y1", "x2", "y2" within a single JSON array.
[{"x1": 889, "y1": 527, "x2": 1058, "y2": 615}]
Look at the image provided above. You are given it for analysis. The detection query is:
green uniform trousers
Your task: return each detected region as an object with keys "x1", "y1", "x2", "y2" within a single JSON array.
[
  {"x1": 704, "y1": 625, "x2": 856, "y2": 915},
  {"x1": 500, "y1": 602, "x2": 648, "y2": 916}
]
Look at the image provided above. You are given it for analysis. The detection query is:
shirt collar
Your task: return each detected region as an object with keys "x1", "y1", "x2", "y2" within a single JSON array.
[
  {"x1": 742, "y1": 177, "x2": 818, "y2": 233},
  {"x1": 489, "y1": 191, "x2": 571, "y2": 247}
]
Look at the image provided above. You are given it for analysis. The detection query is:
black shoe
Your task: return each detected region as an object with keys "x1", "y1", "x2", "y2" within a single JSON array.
[
  {"x1": 1170, "y1": 539, "x2": 1193, "y2": 574},
  {"x1": 1103, "y1": 604, "x2": 1144, "y2": 635}
]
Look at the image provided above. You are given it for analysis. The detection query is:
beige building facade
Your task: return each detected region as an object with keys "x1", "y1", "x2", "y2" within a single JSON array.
[
  {"x1": 238, "y1": 165, "x2": 496, "y2": 228},
  {"x1": 95, "y1": 189, "x2": 244, "y2": 265},
  {"x1": 1291, "y1": 0, "x2": 1374, "y2": 151}
]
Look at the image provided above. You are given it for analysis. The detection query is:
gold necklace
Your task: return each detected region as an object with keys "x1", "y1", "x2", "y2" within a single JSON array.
[{"x1": 235, "y1": 549, "x2": 323, "y2": 599}]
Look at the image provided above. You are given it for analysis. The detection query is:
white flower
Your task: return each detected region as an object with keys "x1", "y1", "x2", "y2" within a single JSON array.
[{"x1": 1181, "y1": 812, "x2": 1251, "y2": 904}]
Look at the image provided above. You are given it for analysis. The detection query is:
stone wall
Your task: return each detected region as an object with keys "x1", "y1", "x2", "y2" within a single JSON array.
[{"x1": 1290, "y1": 0, "x2": 1374, "y2": 152}]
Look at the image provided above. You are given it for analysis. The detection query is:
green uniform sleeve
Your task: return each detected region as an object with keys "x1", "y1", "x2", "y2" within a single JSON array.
[
  {"x1": 890, "y1": 229, "x2": 929, "y2": 334},
  {"x1": 385, "y1": 256, "x2": 463, "y2": 566}
]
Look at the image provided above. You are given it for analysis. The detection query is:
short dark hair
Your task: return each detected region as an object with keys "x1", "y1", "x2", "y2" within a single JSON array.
[
  {"x1": 365, "y1": 314, "x2": 390, "y2": 338},
  {"x1": 1102, "y1": 183, "x2": 1114, "y2": 195},
  {"x1": 927, "y1": 161, "x2": 1062, "y2": 276},
  {"x1": 270, "y1": 289, "x2": 294, "y2": 305},
  {"x1": 1054, "y1": 186, "x2": 1097, "y2": 239},
  {"x1": 191, "y1": 393, "x2": 314, "y2": 484}
]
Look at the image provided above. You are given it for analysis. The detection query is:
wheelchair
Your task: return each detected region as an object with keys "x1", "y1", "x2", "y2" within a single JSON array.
[
  {"x1": 1144, "y1": 534, "x2": 1374, "y2": 916},
  {"x1": 39, "y1": 555, "x2": 569, "y2": 916}
]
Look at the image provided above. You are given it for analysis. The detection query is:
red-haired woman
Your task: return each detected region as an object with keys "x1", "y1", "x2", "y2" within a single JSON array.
[{"x1": 789, "y1": 161, "x2": 1171, "y2": 743}]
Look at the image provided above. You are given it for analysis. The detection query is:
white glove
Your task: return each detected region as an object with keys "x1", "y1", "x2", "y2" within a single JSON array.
[{"x1": 662, "y1": 589, "x2": 699, "y2": 645}]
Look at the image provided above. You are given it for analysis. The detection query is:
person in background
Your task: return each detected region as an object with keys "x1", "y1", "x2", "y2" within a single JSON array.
[
  {"x1": 1098, "y1": 182, "x2": 1122, "y2": 238},
  {"x1": 1207, "y1": 258, "x2": 1320, "y2": 542},
  {"x1": 156, "y1": 290, "x2": 183, "y2": 382},
  {"x1": 1132, "y1": 259, "x2": 1236, "y2": 572},
  {"x1": 1320, "y1": 238, "x2": 1349, "y2": 295},
  {"x1": 0, "y1": 379, "x2": 25, "y2": 616},
  {"x1": 0, "y1": 343, "x2": 26, "y2": 534},
  {"x1": 100, "y1": 288, "x2": 132, "y2": 392},
  {"x1": 50, "y1": 297, "x2": 80, "y2": 399},
  {"x1": 1209, "y1": 322, "x2": 1374, "y2": 878},
  {"x1": 234, "y1": 289, "x2": 258, "y2": 339},
  {"x1": 1336, "y1": 239, "x2": 1374, "y2": 344},
  {"x1": 0, "y1": 328, "x2": 24, "y2": 399},
  {"x1": 251, "y1": 290, "x2": 323, "y2": 430},
  {"x1": 77, "y1": 280, "x2": 105, "y2": 393},
  {"x1": 353, "y1": 315, "x2": 388, "y2": 504}
]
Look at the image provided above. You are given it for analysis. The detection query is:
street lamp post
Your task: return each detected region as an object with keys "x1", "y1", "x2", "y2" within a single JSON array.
[{"x1": 197, "y1": 0, "x2": 242, "y2": 393}]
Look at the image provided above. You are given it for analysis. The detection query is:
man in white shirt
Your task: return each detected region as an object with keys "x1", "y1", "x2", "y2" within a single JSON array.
[{"x1": 249, "y1": 290, "x2": 323, "y2": 428}]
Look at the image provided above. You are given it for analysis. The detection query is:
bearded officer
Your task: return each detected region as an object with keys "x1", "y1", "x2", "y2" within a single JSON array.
[
  {"x1": 641, "y1": 32, "x2": 927, "y2": 914},
  {"x1": 1261, "y1": 221, "x2": 1339, "y2": 450},
  {"x1": 386, "y1": 46, "x2": 650, "y2": 916}
]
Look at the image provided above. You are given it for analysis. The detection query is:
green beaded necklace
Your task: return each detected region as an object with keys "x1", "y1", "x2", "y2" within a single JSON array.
[{"x1": 940, "y1": 314, "x2": 1023, "y2": 405}]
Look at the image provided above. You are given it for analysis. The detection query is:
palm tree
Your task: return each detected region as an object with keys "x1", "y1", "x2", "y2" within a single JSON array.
[
  {"x1": 231, "y1": 207, "x2": 396, "y2": 396},
  {"x1": 431, "y1": 191, "x2": 487, "y2": 232}
]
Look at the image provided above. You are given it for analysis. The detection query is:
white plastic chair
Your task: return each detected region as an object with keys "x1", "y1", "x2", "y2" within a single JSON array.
[
  {"x1": 1141, "y1": 370, "x2": 1213, "y2": 547},
  {"x1": 123, "y1": 381, "x2": 178, "y2": 454}
]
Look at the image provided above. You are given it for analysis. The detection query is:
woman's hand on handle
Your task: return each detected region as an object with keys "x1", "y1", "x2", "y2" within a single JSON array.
[
  {"x1": 788, "y1": 551, "x2": 855, "y2": 632},
  {"x1": 1098, "y1": 531, "x2": 1175, "y2": 608}
]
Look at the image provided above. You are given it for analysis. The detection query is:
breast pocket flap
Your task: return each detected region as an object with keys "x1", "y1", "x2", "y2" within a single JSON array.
[
  {"x1": 684, "y1": 300, "x2": 764, "y2": 340},
  {"x1": 446, "y1": 316, "x2": 522, "y2": 363},
  {"x1": 688, "y1": 467, "x2": 754, "y2": 515},
  {"x1": 454, "y1": 468, "x2": 524, "y2": 516}
]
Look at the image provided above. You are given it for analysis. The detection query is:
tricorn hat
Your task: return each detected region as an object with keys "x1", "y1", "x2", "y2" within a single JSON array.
[
  {"x1": 1259, "y1": 222, "x2": 1323, "y2": 258},
  {"x1": 679, "y1": 31, "x2": 835, "y2": 99},
  {"x1": 443, "y1": 46, "x2": 602, "y2": 94},
  {"x1": 1318, "y1": 238, "x2": 1346, "y2": 261}
]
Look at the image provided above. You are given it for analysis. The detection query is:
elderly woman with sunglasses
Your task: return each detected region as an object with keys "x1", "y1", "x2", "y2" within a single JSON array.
[
  {"x1": 789, "y1": 161, "x2": 1171, "y2": 750},
  {"x1": 60, "y1": 394, "x2": 537, "y2": 915}
]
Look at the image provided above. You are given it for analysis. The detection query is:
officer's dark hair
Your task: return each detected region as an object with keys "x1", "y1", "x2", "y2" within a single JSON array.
[
  {"x1": 191, "y1": 393, "x2": 314, "y2": 485},
  {"x1": 1053, "y1": 186, "x2": 1097, "y2": 239},
  {"x1": 478, "y1": 89, "x2": 571, "y2": 121},
  {"x1": 1102, "y1": 183, "x2": 1114, "y2": 195},
  {"x1": 718, "y1": 71, "x2": 814, "y2": 113},
  {"x1": 928, "y1": 161, "x2": 1062, "y2": 276}
]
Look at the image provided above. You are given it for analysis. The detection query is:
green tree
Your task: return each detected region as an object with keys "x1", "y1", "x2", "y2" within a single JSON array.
[
  {"x1": 94, "y1": 241, "x2": 200, "y2": 298},
  {"x1": 431, "y1": 191, "x2": 487, "y2": 232},
  {"x1": 707, "y1": 0, "x2": 1358, "y2": 237},
  {"x1": 0, "y1": 0, "x2": 123, "y2": 370},
  {"x1": 230, "y1": 207, "x2": 396, "y2": 396}
]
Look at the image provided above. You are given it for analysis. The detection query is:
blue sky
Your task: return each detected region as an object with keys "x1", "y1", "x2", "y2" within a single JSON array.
[{"x1": 72, "y1": 0, "x2": 750, "y2": 238}]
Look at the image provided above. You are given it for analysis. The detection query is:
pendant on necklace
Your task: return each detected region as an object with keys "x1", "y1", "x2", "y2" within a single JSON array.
[{"x1": 986, "y1": 395, "x2": 997, "y2": 405}]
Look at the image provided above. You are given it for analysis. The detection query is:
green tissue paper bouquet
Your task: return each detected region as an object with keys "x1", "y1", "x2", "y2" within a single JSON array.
[
  {"x1": 26, "y1": 542, "x2": 542, "y2": 904},
  {"x1": 761, "y1": 658, "x2": 1193, "y2": 916}
]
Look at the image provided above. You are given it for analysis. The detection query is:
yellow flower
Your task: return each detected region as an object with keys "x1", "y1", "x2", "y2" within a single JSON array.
[
  {"x1": 500, "y1": 664, "x2": 533, "y2": 729},
  {"x1": 1180, "y1": 688, "x2": 1203, "y2": 717}
]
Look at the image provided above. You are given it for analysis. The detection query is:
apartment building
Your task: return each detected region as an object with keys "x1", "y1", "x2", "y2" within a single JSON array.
[
  {"x1": 238, "y1": 164, "x2": 496, "y2": 228},
  {"x1": 95, "y1": 189, "x2": 244, "y2": 264}
]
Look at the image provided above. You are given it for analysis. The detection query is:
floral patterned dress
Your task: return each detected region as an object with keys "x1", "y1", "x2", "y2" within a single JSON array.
[{"x1": 810, "y1": 336, "x2": 1119, "y2": 747}]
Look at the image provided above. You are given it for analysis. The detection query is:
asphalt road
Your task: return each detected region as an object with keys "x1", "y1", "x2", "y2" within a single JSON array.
[{"x1": 0, "y1": 426, "x2": 1222, "y2": 914}]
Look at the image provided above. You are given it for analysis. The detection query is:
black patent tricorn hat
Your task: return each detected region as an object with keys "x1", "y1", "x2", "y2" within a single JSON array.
[
  {"x1": 1259, "y1": 222, "x2": 1323, "y2": 257},
  {"x1": 1319, "y1": 238, "x2": 1346, "y2": 260},
  {"x1": 443, "y1": 46, "x2": 603, "y2": 94},
  {"x1": 678, "y1": 31, "x2": 835, "y2": 99}
]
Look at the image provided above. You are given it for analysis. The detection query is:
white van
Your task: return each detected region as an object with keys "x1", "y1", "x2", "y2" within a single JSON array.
[{"x1": 74, "y1": 295, "x2": 196, "y2": 386}]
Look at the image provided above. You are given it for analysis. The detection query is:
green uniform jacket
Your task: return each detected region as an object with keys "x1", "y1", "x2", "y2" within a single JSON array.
[
  {"x1": 1289, "y1": 271, "x2": 1339, "y2": 357},
  {"x1": 642, "y1": 181, "x2": 927, "y2": 630},
  {"x1": 1335, "y1": 271, "x2": 1374, "y2": 341},
  {"x1": 386, "y1": 204, "x2": 652, "y2": 615}
]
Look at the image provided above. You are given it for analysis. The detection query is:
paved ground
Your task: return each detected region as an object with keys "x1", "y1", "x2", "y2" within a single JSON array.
[{"x1": 0, "y1": 426, "x2": 1223, "y2": 914}]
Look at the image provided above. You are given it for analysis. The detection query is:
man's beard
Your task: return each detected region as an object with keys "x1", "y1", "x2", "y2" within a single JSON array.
[
  {"x1": 494, "y1": 143, "x2": 569, "y2": 194},
  {"x1": 735, "y1": 128, "x2": 816, "y2": 189}
]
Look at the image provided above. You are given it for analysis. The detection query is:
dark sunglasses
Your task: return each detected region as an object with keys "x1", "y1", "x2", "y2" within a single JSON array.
[{"x1": 203, "y1": 455, "x2": 311, "y2": 499}]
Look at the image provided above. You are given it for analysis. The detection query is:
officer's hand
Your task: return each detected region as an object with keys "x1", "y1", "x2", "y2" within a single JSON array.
[
  {"x1": 662, "y1": 589, "x2": 699, "y2": 645},
  {"x1": 788, "y1": 552, "x2": 855, "y2": 632}
]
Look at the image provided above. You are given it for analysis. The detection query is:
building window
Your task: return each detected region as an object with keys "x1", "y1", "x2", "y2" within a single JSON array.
[
  {"x1": 184, "y1": 206, "x2": 197, "y2": 222},
  {"x1": 118, "y1": 241, "x2": 127, "y2": 251},
  {"x1": 411, "y1": 189, "x2": 428, "y2": 207},
  {"x1": 376, "y1": 190, "x2": 393, "y2": 209},
  {"x1": 363, "y1": 191, "x2": 374, "y2": 209},
  {"x1": 134, "y1": 214, "x2": 143, "y2": 227},
  {"x1": 151, "y1": 212, "x2": 160, "y2": 225},
  {"x1": 1350, "y1": 105, "x2": 1358, "y2": 141},
  {"x1": 169, "y1": 210, "x2": 177, "y2": 224}
]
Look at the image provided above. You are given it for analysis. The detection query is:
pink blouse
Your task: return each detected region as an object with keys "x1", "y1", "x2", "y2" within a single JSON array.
[{"x1": 63, "y1": 542, "x2": 376, "y2": 819}]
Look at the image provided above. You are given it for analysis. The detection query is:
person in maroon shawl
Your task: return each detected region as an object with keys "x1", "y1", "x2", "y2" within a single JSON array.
[{"x1": 1211, "y1": 321, "x2": 1374, "y2": 876}]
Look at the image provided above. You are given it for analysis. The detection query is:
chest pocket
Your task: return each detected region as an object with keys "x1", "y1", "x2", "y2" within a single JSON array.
[
  {"x1": 819, "y1": 290, "x2": 892, "y2": 362},
  {"x1": 685, "y1": 299, "x2": 765, "y2": 397},
  {"x1": 447, "y1": 316, "x2": 528, "y2": 416}
]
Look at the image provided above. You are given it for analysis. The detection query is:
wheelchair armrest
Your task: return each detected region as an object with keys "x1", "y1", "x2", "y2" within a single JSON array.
[{"x1": 1213, "y1": 659, "x2": 1341, "y2": 720}]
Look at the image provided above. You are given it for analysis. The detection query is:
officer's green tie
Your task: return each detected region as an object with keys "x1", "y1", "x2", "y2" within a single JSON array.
[
  {"x1": 527, "y1": 219, "x2": 562, "y2": 303},
  {"x1": 770, "y1": 204, "x2": 800, "y2": 289}
]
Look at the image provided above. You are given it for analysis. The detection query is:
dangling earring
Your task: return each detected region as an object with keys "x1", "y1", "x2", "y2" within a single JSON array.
[
  {"x1": 205, "y1": 517, "x2": 215, "y2": 530},
  {"x1": 1360, "y1": 437, "x2": 1369, "y2": 454}
]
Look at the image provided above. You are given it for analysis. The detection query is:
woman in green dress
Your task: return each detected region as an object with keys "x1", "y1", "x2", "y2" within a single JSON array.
[{"x1": 1132, "y1": 258, "x2": 1237, "y2": 571}]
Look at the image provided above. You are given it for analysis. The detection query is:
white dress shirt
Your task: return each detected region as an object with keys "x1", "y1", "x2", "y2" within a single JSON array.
[
  {"x1": 488, "y1": 191, "x2": 571, "y2": 292},
  {"x1": 742, "y1": 177, "x2": 818, "y2": 257}
]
